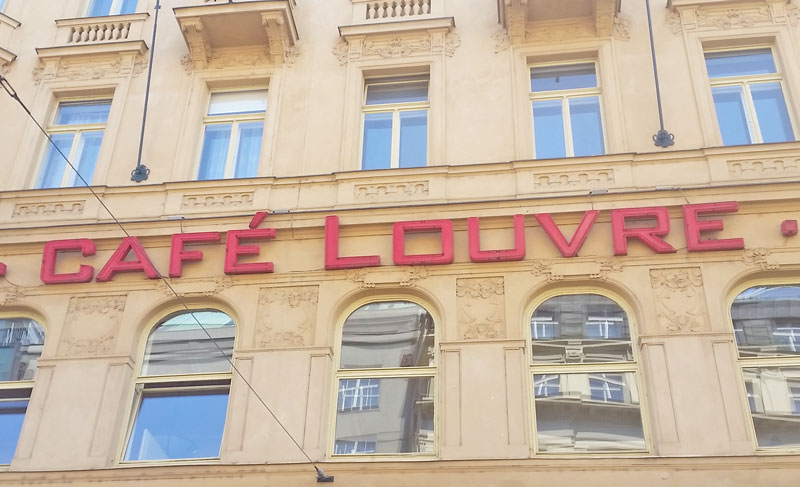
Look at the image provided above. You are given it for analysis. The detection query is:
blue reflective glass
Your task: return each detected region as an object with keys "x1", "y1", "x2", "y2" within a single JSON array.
[
  {"x1": 705, "y1": 49, "x2": 776, "y2": 78},
  {"x1": 88, "y1": 0, "x2": 112, "y2": 16},
  {"x1": 0, "y1": 400, "x2": 27, "y2": 465},
  {"x1": 366, "y1": 80, "x2": 428, "y2": 105},
  {"x1": 197, "y1": 124, "x2": 232, "y2": 180},
  {"x1": 362, "y1": 113, "x2": 392, "y2": 170},
  {"x1": 751, "y1": 82, "x2": 794, "y2": 143},
  {"x1": 55, "y1": 101, "x2": 111, "y2": 125},
  {"x1": 233, "y1": 121, "x2": 263, "y2": 178},
  {"x1": 398, "y1": 110, "x2": 427, "y2": 168},
  {"x1": 0, "y1": 0, "x2": 6, "y2": 12},
  {"x1": 531, "y1": 64, "x2": 597, "y2": 92},
  {"x1": 121, "y1": 0, "x2": 137, "y2": 14},
  {"x1": 35, "y1": 133, "x2": 74, "y2": 189},
  {"x1": 70, "y1": 131, "x2": 104, "y2": 187},
  {"x1": 533, "y1": 100, "x2": 566, "y2": 158},
  {"x1": 712, "y1": 86, "x2": 751, "y2": 146},
  {"x1": 569, "y1": 96, "x2": 605, "y2": 157},
  {"x1": 124, "y1": 391, "x2": 229, "y2": 461}
]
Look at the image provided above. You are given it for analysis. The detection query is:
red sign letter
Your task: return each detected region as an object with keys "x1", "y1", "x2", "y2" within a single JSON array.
[
  {"x1": 169, "y1": 232, "x2": 221, "y2": 278},
  {"x1": 683, "y1": 201, "x2": 744, "y2": 252},
  {"x1": 96, "y1": 237, "x2": 160, "y2": 282},
  {"x1": 611, "y1": 207, "x2": 676, "y2": 256},
  {"x1": 324, "y1": 216, "x2": 381, "y2": 270},
  {"x1": 41, "y1": 239, "x2": 96, "y2": 284},
  {"x1": 535, "y1": 210, "x2": 599, "y2": 258},
  {"x1": 224, "y1": 229, "x2": 276, "y2": 275},
  {"x1": 468, "y1": 215, "x2": 526, "y2": 262},
  {"x1": 393, "y1": 220, "x2": 454, "y2": 266}
]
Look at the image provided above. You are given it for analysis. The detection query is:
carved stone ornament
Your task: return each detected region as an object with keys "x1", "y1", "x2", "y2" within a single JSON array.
[
  {"x1": 0, "y1": 283, "x2": 26, "y2": 306},
  {"x1": 58, "y1": 295, "x2": 127, "y2": 357},
  {"x1": 255, "y1": 285, "x2": 319, "y2": 347},
  {"x1": 742, "y1": 248, "x2": 779, "y2": 271},
  {"x1": 727, "y1": 157, "x2": 800, "y2": 178},
  {"x1": 668, "y1": 2, "x2": 790, "y2": 34},
  {"x1": 346, "y1": 266, "x2": 428, "y2": 288},
  {"x1": 334, "y1": 27, "x2": 459, "y2": 65},
  {"x1": 456, "y1": 277, "x2": 505, "y2": 340},
  {"x1": 531, "y1": 258, "x2": 622, "y2": 281},
  {"x1": 181, "y1": 192, "x2": 254, "y2": 209},
  {"x1": 492, "y1": 26, "x2": 511, "y2": 53},
  {"x1": 612, "y1": 14, "x2": 631, "y2": 41},
  {"x1": 156, "y1": 275, "x2": 234, "y2": 297},
  {"x1": 12, "y1": 200, "x2": 86, "y2": 219},
  {"x1": 363, "y1": 36, "x2": 432, "y2": 58},
  {"x1": 353, "y1": 181, "x2": 429, "y2": 200},
  {"x1": 649, "y1": 268, "x2": 710, "y2": 334},
  {"x1": 332, "y1": 39, "x2": 349, "y2": 66}
]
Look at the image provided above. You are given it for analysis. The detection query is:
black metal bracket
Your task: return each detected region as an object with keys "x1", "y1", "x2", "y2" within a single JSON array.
[
  {"x1": 645, "y1": 0, "x2": 674, "y2": 149},
  {"x1": 131, "y1": 164, "x2": 151, "y2": 183},
  {"x1": 316, "y1": 467, "x2": 335, "y2": 483},
  {"x1": 653, "y1": 129, "x2": 675, "y2": 148}
]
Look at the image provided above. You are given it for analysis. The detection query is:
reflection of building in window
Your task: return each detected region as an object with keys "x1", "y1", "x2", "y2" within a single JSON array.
[
  {"x1": 732, "y1": 285, "x2": 800, "y2": 449},
  {"x1": 333, "y1": 301, "x2": 435, "y2": 455},
  {"x1": 0, "y1": 318, "x2": 45, "y2": 465},
  {"x1": 123, "y1": 310, "x2": 234, "y2": 462},
  {"x1": 530, "y1": 294, "x2": 645, "y2": 453},
  {"x1": 87, "y1": 0, "x2": 137, "y2": 17}
]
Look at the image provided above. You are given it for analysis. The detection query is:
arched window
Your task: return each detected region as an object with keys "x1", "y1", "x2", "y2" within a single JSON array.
[
  {"x1": 0, "y1": 317, "x2": 45, "y2": 465},
  {"x1": 333, "y1": 301, "x2": 436, "y2": 456},
  {"x1": 731, "y1": 284, "x2": 800, "y2": 449},
  {"x1": 529, "y1": 293, "x2": 646, "y2": 453},
  {"x1": 123, "y1": 310, "x2": 235, "y2": 462}
]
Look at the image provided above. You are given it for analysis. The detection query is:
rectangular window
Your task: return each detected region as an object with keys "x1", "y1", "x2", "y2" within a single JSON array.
[
  {"x1": 361, "y1": 76, "x2": 429, "y2": 170},
  {"x1": 0, "y1": 390, "x2": 30, "y2": 465},
  {"x1": 35, "y1": 100, "x2": 111, "y2": 189},
  {"x1": 705, "y1": 48, "x2": 795, "y2": 146},
  {"x1": 197, "y1": 90, "x2": 267, "y2": 180},
  {"x1": 333, "y1": 439, "x2": 377, "y2": 455},
  {"x1": 87, "y1": 0, "x2": 137, "y2": 16},
  {"x1": 530, "y1": 63, "x2": 605, "y2": 159},
  {"x1": 741, "y1": 367, "x2": 800, "y2": 449}
]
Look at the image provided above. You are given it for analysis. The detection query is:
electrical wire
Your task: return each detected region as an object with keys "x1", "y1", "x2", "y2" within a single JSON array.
[{"x1": 0, "y1": 74, "x2": 329, "y2": 477}]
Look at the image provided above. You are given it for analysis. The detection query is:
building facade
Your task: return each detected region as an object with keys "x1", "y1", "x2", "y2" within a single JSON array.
[{"x1": 0, "y1": 0, "x2": 799, "y2": 485}]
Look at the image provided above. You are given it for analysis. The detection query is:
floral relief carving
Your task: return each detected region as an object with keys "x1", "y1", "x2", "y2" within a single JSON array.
[
  {"x1": 612, "y1": 14, "x2": 631, "y2": 41},
  {"x1": 457, "y1": 277, "x2": 505, "y2": 340},
  {"x1": 669, "y1": 4, "x2": 781, "y2": 33},
  {"x1": 532, "y1": 258, "x2": 622, "y2": 281},
  {"x1": 444, "y1": 32, "x2": 460, "y2": 57},
  {"x1": 255, "y1": 286, "x2": 319, "y2": 347},
  {"x1": 59, "y1": 295, "x2": 127, "y2": 357},
  {"x1": 332, "y1": 39, "x2": 350, "y2": 65},
  {"x1": 696, "y1": 7, "x2": 771, "y2": 29},
  {"x1": 156, "y1": 276, "x2": 234, "y2": 297},
  {"x1": 363, "y1": 36, "x2": 432, "y2": 58},
  {"x1": 492, "y1": 26, "x2": 510, "y2": 53},
  {"x1": 742, "y1": 248, "x2": 779, "y2": 271},
  {"x1": 346, "y1": 266, "x2": 428, "y2": 288},
  {"x1": 0, "y1": 284, "x2": 26, "y2": 306},
  {"x1": 649, "y1": 268, "x2": 709, "y2": 334}
]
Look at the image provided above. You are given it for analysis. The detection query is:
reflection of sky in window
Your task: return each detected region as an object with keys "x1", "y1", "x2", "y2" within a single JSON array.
[
  {"x1": 531, "y1": 64, "x2": 597, "y2": 92},
  {"x1": 0, "y1": 400, "x2": 27, "y2": 464},
  {"x1": 705, "y1": 49, "x2": 776, "y2": 78},
  {"x1": 735, "y1": 286, "x2": 800, "y2": 301}
]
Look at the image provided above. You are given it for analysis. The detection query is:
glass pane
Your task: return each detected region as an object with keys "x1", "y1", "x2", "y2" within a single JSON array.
[
  {"x1": 705, "y1": 49, "x2": 776, "y2": 78},
  {"x1": 341, "y1": 301, "x2": 435, "y2": 369},
  {"x1": 742, "y1": 367, "x2": 800, "y2": 449},
  {"x1": 120, "y1": 0, "x2": 138, "y2": 14},
  {"x1": 208, "y1": 90, "x2": 267, "y2": 116},
  {"x1": 398, "y1": 110, "x2": 427, "y2": 168},
  {"x1": 35, "y1": 133, "x2": 74, "y2": 188},
  {"x1": 751, "y1": 83, "x2": 794, "y2": 143},
  {"x1": 569, "y1": 96, "x2": 605, "y2": 156},
  {"x1": 0, "y1": 0, "x2": 6, "y2": 12},
  {"x1": 0, "y1": 399, "x2": 28, "y2": 464},
  {"x1": 334, "y1": 377, "x2": 434, "y2": 454},
  {"x1": 124, "y1": 390, "x2": 229, "y2": 461},
  {"x1": 55, "y1": 101, "x2": 111, "y2": 125},
  {"x1": 531, "y1": 63, "x2": 597, "y2": 92},
  {"x1": 361, "y1": 112, "x2": 393, "y2": 170},
  {"x1": 533, "y1": 372, "x2": 645, "y2": 452},
  {"x1": 366, "y1": 79, "x2": 428, "y2": 105},
  {"x1": 712, "y1": 86, "x2": 752, "y2": 146},
  {"x1": 732, "y1": 285, "x2": 800, "y2": 357},
  {"x1": 533, "y1": 99, "x2": 566, "y2": 159},
  {"x1": 141, "y1": 311, "x2": 235, "y2": 376},
  {"x1": 69, "y1": 131, "x2": 104, "y2": 187},
  {"x1": 197, "y1": 124, "x2": 232, "y2": 180},
  {"x1": 531, "y1": 294, "x2": 632, "y2": 364},
  {"x1": 233, "y1": 121, "x2": 263, "y2": 178},
  {"x1": 88, "y1": 0, "x2": 112, "y2": 16},
  {"x1": 0, "y1": 319, "x2": 44, "y2": 382}
]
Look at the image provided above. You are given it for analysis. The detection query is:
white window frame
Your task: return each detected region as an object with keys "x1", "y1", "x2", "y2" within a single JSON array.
[
  {"x1": 86, "y1": 0, "x2": 136, "y2": 17},
  {"x1": 195, "y1": 88, "x2": 268, "y2": 180},
  {"x1": 34, "y1": 98, "x2": 111, "y2": 189},
  {"x1": 529, "y1": 60, "x2": 607, "y2": 159},
  {"x1": 705, "y1": 46, "x2": 797, "y2": 145},
  {"x1": 359, "y1": 76, "x2": 430, "y2": 170}
]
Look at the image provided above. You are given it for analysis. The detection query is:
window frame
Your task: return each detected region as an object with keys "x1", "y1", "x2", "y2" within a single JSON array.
[
  {"x1": 194, "y1": 88, "x2": 269, "y2": 180},
  {"x1": 704, "y1": 45, "x2": 797, "y2": 145},
  {"x1": 119, "y1": 308, "x2": 236, "y2": 464},
  {"x1": 359, "y1": 75, "x2": 430, "y2": 170},
  {"x1": 728, "y1": 278, "x2": 800, "y2": 453},
  {"x1": 525, "y1": 288, "x2": 650, "y2": 455},
  {"x1": 85, "y1": 0, "x2": 137, "y2": 17},
  {"x1": 329, "y1": 296, "x2": 439, "y2": 459},
  {"x1": 528, "y1": 59, "x2": 607, "y2": 159}
]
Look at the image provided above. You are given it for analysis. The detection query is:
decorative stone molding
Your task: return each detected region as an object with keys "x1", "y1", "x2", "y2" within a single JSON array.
[
  {"x1": 156, "y1": 276, "x2": 234, "y2": 297},
  {"x1": 181, "y1": 192, "x2": 255, "y2": 209},
  {"x1": 532, "y1": 258, "x2": 622, "y2": 281},
  {"x1": 36, "y1": 13, "x2": 149, "y2": 59},
  {"x1": 727, "y1": 157, "x2": 800, "y2": 178},
  {"x1": 58, "y1": 295, "x2": 127, "y2": 357},
  {"x1": 492, "y1": 26, "x2": 511, "y2": 53},
  {"x1": 346, "y1": 266, "x2": 428, "y2": 288},
  {"x1": 456, "y1": 277, "x2": 506, "y2": 340},
  {"x1": 351, "y1": 0, "x2": 443, "y2": 25},
  {"x1": 12, "y1": 200, "x2": 85, "y2": 219},
  {"x1": 498, "y1": 0, "x2": 622, "y2": 45},
  {"x1": 174, "y1": 1, "x2": 298, "y2": 69},
  {"x1": 337, "y1": 17, "x2": 457, "y2": 64},
  {"x1": 255, "y1": 285, "x2": 319, "y2": 347},
  {"x1": 667, "y1": 0, "x2": 794, "y2": 33},
  {"x1": 353, "y1": 181, "x2": 429, "y2": 200},
  {"x1": 742, "y1": 248, "x2": 779, "y2": 270},
  {"x1": 649, "y1": 267, "x2": 710, "y2": 334},
  {"x1": 32, "y1": 53, "x2": 148, "y2": 84},
  {"x1": 0, "y1": 284, "x2": 26, "y2": 306},
  {"x1": 533, "y1": 169, "x2": 615, "y2": 190}
]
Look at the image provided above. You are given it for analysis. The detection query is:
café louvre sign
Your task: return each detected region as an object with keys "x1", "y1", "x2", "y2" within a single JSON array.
[{"x1": 2, "y1": 201, "x2": 797, "y2": 285}]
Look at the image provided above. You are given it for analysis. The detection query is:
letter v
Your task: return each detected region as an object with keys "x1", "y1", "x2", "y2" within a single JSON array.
[{"x1": 534, "y1": 210, "x2": 600, "y2": 258}]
